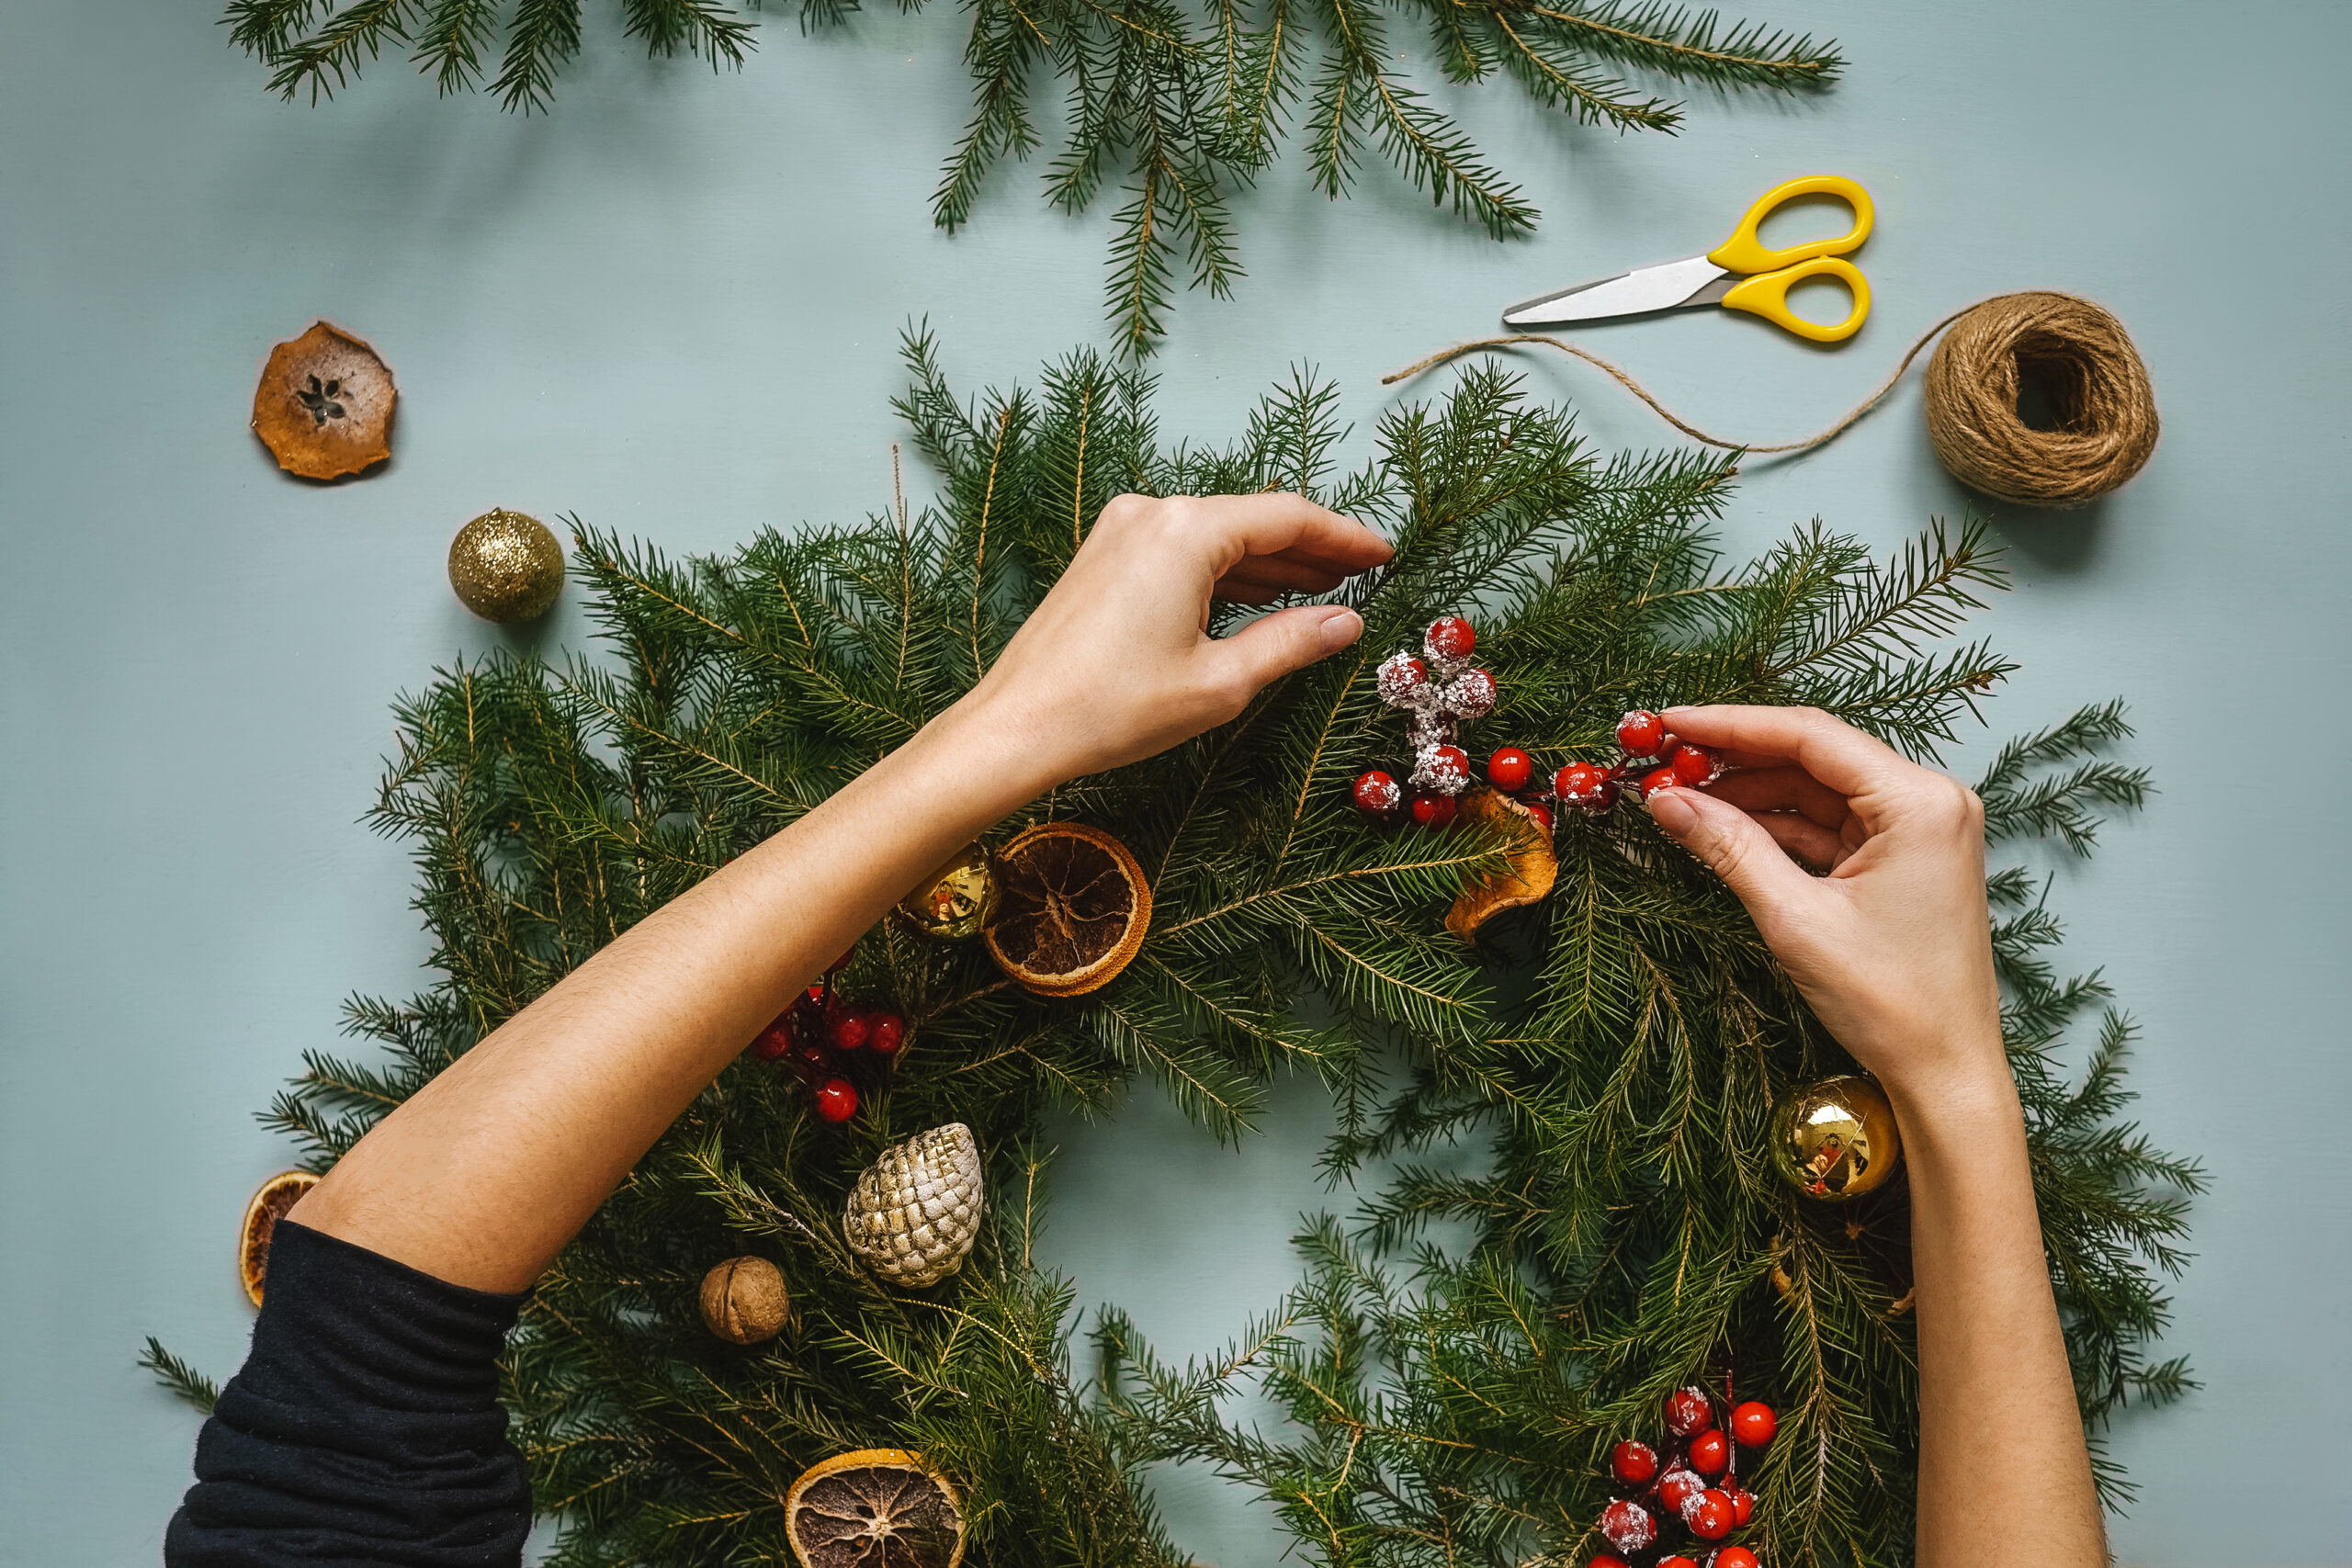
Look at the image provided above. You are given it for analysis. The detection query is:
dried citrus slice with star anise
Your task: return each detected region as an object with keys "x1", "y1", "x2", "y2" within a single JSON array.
[
  {"x1": 982, "y1": 822, "x2": 1150, "y2": 997},
  {"x1": 238, "y1": 1169, "x2": 320, "y2": 1307},
  {"x1": 785, "y1": 1449, "x2": 966, "y2": 1568}
]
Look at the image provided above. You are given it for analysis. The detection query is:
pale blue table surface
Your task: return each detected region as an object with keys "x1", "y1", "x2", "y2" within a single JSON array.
[{"x1": 4, "y1": 0, "x2": 2347, "y2": 1562}]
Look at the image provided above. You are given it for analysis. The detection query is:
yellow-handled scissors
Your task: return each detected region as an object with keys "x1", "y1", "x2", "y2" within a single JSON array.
[{"x1": 1502, "y1": 175, "x2": 1874, "y2": 344}]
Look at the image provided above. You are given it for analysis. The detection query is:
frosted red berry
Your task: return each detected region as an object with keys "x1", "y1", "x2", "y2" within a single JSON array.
[
  {"x1": 812, "y1": 1077, "x2": 858, "y2": 1122},
  {"x1": 1425, "y1": 616, "x2": 1476, "y2": 661},
  {"x1": 1487, "y1": 747, "x2": 1535, "y2": 793},
  {"x1": 1657, "y1": 1559, "x2": 1700, "y2": 1568},
  {"x1": 1353, "y1": 770, "x2": 1403, "y2": 818},
  {"x1": 1445, "y1": 668, "x2": 1498, "y2": 718},
  {"x1": 829, "y1": 1011, "x2": 871, "y2": 1052},
  {"x1": 1664, "y1": 1386, "x2": 1715, "y2": 1436},
  {"x1": 1725, "y1": 1486, "x2": 1757, "y2": 1526},
  {"x1": 1376, "y1": 651, "x2": 1430, "y2": 704},
  {"x1": 1688, "y1": 1428, "x2": 1729, "y2": 1476},
  {"x1": 1637, "y1": 765, "x2": 1681, "y2": 801},
  {"x1": 1713, "y1": 1549, "x2": 1759, "y2": 1568},
  {"x1": 1589, "y1": 1558, "x2": 1631, "y2": 1568},
  {"x1": 1524, "y1": 801, "x2": 1555, "y2": 832},
  {"x1": 1555, "y1": 762, "x2": 1613, "y2": 810},
  {"x1": 1609, "y1": 1439, "x2": 1659, "y2": 1486},
  {"x1": 748, "y1": 1013, "x2": 797, "y2": 1061},
  {"x1": 1730, "y1": 1401, "x2": 1778, "y2": 1448},
  {"x1": 1669, "y1": 743, "x2": 1720, "y2": 786},
  {"x1": 1617, "y1": 710, "x2": 1668, "y2": 757},
  {"x1": 1598, "y1": 1499, "x2": 1656, "y2": 1554},
  {"x1": 1657, "y1": 1467, "x2": 1706, "y2": 1517},
  {"x1": 1424, "y1": 745, "x2": 1472, "y2": 790},
  {"x1": 1684, "y1": 1491, "x2": 1733, "y2": 1540},
  {"x1": 866, "y1": 1012, "x2": 905, "y2": 1055},
  {"x1": 1410, "y1": 793, "x2": 1457, "y2": 829}
]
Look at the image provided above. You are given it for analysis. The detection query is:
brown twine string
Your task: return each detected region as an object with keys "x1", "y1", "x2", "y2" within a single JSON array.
[{"x1": 1381, "y1": 290, "x2": 2160, "y2": 509}]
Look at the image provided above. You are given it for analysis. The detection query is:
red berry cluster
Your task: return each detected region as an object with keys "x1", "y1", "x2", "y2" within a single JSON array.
[
  {"x1": 1354, "y1": 616, "x2": 1553, "y2": 830},
  {"x1": 1589, "y1": 1389, "x2": 1776, "y2": 1568},
  {"x1": 745, "y1": 948, "x2": 907, "y2": 1123},
  {"x1": 1551, "y1": 711, "x2": 1723, "y2": 818}
]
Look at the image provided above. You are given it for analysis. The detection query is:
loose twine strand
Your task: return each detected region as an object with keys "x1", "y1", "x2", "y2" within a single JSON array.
[{"x1": 1382, "y1": 290, "x2": 2160, "y2": 508}]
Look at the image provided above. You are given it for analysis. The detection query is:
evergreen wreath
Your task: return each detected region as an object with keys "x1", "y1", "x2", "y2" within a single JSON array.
[
  {"x1": 219, "y1": 1, "x2": 1839, "y2": 353},
  {"x1": 150, "y1": 337, "x2": 2195, "y2": 1566}
]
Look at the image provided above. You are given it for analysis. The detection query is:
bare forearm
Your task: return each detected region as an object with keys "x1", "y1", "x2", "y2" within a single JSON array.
[
  {"x1": 1894, "y1": 1057, "x2": 2105, "y2": 1566},
  {"x1": 1646, "y1": 707, "x2": 2107, "y2": 1565},
  {"x1": 291, "y1": 696, "x2": 1054, "y2": 1292}
]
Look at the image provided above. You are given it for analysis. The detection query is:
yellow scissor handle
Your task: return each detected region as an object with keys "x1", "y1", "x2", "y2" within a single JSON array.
[
  {"x1": 1719, "y1": 255, "x2": 1871, "y2": 344},
  {"x1": 1706, "y1": 174, "x2": 1874, "y2": 277}
]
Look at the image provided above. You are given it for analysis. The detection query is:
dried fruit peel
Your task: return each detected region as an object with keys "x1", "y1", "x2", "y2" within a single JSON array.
[
  {"x1": 1443, "y1": 789, "x2": 1557, "y2": 942},
  {"x1": 250, "y1": 321, "x2": 396, "y2": 480}
]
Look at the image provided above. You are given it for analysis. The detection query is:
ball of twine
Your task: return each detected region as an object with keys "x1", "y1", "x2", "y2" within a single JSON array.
[
  {"x1": 1921, "y1": 292, "x2": 2158, "y2": 508},
  {"x1": 1384, "y1": 290, "x2": 2160, "y2": 509}
]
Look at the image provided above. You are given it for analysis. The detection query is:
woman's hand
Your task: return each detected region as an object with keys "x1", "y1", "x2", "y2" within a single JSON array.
[
  {"x1": 1639, "y1": 705, "x2": 2004, "y2": 1105},
  {"x1": 967, "y1": 492, "x2": 1392, "y2": 789},
  {"x1": 1644, "y1": 705, "x2": 2108, "y2": 1567}
]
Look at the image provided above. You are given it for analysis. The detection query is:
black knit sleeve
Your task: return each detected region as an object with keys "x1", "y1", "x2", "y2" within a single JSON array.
[{"x1": 164, "y1": 1220, "x2": 534, "y2": 1568}]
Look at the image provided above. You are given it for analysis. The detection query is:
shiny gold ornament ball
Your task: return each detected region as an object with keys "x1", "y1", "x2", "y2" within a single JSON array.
[
  {"x1": 447, "y1": 509, "x2": 565, "y2": 623},
  {"x1": 897, "y1": 843, "x2": 1001, "y2": 941},
  {"x1": 698, "y1": 1256, "x2": 791, "y2": 1344},
  {"x1": 1772, "y1": 1074, "x2": 1903, "y2": 1201}
]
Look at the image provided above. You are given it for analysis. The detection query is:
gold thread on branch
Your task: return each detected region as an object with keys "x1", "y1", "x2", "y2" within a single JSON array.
[{"x1": 1383, "y1": 291, "x2": 2159, "y2": 508}]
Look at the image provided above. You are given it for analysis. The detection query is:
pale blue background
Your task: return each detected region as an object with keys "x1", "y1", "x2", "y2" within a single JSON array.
[{"x1": 3, "y1": 0, "x2": 2346, "y2": 1562}]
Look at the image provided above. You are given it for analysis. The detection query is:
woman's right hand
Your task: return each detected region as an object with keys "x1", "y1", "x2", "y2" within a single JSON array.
[
  {"x1": 961, "y1": 492, "x2": 1393, "y2": 791},
  {"x1": 1640, "y1": 705, "x2": 2007, "y2": 1108}
]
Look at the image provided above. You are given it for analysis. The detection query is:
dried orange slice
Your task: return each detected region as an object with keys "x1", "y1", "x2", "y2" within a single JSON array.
[
  {"x1": 1443, "y1": 789, "x2": 1558, "y2": 942},
  {"x1": 238, "y1": 1170, "x2": 320, "y2": 1307},
  {"x1": 784, "y1": 1449, "x2": 966, "y2": 1568},
  {"x1": 983, "y1": 823, "x2": 1150, "y2": 997}
]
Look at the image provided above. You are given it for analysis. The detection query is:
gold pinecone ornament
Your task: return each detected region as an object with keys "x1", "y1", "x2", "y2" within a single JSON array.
[{"x1": 842, "y1": 1124, "x2": 984, "y2": 1288}]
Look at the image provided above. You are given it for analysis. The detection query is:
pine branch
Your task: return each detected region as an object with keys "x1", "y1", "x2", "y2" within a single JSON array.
[
  {"x1": 492, "y1": 0, "x2": 586, "y2": 112},
  {"x1": 1525, "y1": 0, "x2": 1840, "y2": 88},
  {"x1": 620, "y1": 0, "x2": 758, "y2": 66},
  {"x1": 413, "y1": 0, "x2": 496, "y2": 91},
  {"x1": 238, "y1": 0, "x2": 417, "y2": 103},
  {"x1": 220, "y1": 0, "x2": 1831, "y2": 354},
  {"x1": 141, "y1": 1338, "x2": 222, "y2": 1415}
]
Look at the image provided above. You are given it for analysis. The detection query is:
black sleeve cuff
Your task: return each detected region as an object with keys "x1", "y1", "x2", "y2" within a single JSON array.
[{"x1": 164, "y1": 1220, "x2": 534, "y2": 1567}]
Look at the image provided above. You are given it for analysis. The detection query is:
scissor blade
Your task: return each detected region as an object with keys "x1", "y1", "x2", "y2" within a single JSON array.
[{"x1": 1501, "y1": 254, "x2": 1730, "y2": 329}]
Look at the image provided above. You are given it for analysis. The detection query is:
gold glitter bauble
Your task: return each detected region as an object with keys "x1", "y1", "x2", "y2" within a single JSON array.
[
  {"x1": 698, "y1": 1256, "x2": 791, "y2": 1345},
  {"x1": 1772, "y1": 1075, "x2": 1903, "y2": 1201},
  {"x1": 897, "y1": 843, "x2": 1001, "y2": 941},
  {"x1": 448, "y1": 509, "x2": 565, "y2": 623},
  {"x1": 842, "y1": 1123, "x2": 984, "y2": 1289}
]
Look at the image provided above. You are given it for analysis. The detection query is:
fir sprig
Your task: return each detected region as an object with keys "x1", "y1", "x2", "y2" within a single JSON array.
[
  {"x1": 149, "y1": 339, "x2": 2188, "y2": 1567},
  {"x1": 220, "y1": 0, "x2": 1837, "y2": 354}
]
